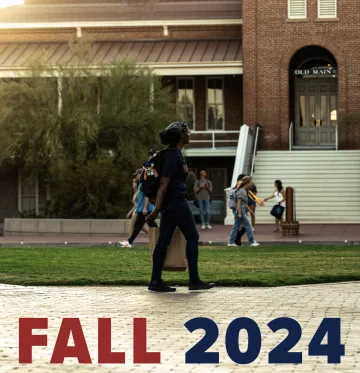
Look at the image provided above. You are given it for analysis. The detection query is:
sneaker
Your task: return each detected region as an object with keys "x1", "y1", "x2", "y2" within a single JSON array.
[
  {"x1": 206, "y1": 225, "x2": 212, "y2": 230},
  {"x1": 201, "y1": 225, "x2": 206, "y2": 230},
  {"x1": 189, "y1": 280, "x2": 216, "y2": 291},
  {"x1": 250, "y1": 242, "x2": 260, "y2": 247},
  {"x1": 228, "y1": 243, "x2": 237, "y2": 247},
  {"x1": 234, "y1": 237, "x2": 242, "y2": 246},
  {"x1": 119, "y1": 240, "x2": 132, "y2": 248},
  {"x1": 148, "y1": 280, "x2": 176, "y2": 292}
]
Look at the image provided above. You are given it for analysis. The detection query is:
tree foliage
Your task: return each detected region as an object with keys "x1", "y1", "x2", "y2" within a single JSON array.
[{"x1": 0, "y1": 42, "x2": 174, "y2": 218}]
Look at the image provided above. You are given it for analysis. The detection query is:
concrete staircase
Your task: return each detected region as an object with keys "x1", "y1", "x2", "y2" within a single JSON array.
[{"x1": 252, "y1": 151, "x2": 360, "y2": 224}]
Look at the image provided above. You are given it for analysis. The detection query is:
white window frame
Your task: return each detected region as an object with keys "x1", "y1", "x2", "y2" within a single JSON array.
[
  {"x1": 176, "y1": 77, "x2": 195, "y2": 130},
  {"x1": 18, "y1": 171, "x2": 39, "y2": 214},
  {"x1": 318, "y1": 0, "x2": 337, "y2": 19},
  {"x1": 206, "y1": 76, "x2": 225, "y2": 131},
  {"x1": 288, "y1": 0, "x2": 307, "y2": 19}
]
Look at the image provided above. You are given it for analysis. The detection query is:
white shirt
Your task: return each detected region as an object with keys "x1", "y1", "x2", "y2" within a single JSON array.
[{"x1": 274, "y1": 190, "x2": 286, "y2": 207}]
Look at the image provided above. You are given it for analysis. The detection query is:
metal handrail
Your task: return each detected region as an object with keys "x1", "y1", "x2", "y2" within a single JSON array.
[
  {"x1": 289, "y1": 121, "x2": 293, "y2": 151},
  {"x1": 190, "y1": 130, "x2": 240, "y2": 150},
  {"x1": 247, "y1": 122, "x2": 262, "y2": 176},
  {"x1": 335, "y1": 119, "x2": 339, "y2": 151},
  {"x1": 250, "y1": 126, "x2": 259, "y2": 176}
]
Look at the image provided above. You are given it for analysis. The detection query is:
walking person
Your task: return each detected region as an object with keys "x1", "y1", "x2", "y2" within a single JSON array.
[
  {"x1": 194, "y1": 170, "x2": 213, "y2": 230},
  {"x1": 247, "y1": 183, "x2": 258, "y2": 231},
  {"x1": 228, "y1": 174, "x2": 245, "y2": 246},
  {"x1": 264, "y1": 179, "x2": 286, "y2": 232},
  {"x1": 127, "y1": 170, "x2": 148, "y2": 236},
  {"x1": 132, "y1": 168, "x2": 142, "y2": 194},
  {"x1": 146, "y1": 122, "x2": 215, "y2": 292},
  {"x1": 120, "y1": 182, "x2": 157, "y2": 248},
  {"x1": 234, "y1": 176, "x2": 260, "y2": 247}
]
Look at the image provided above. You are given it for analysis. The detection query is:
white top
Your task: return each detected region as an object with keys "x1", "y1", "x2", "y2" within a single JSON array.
[{"x1": 274, "y1": 190, "x2": 286, "y2": 207}]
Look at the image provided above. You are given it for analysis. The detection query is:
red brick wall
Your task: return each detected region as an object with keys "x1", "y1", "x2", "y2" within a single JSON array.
[
  {"x1": 225, "y1": 75, "x2": 243, "y2": 131},
  {"x1": 162, "y1": 75, "x2": 242, "y2": 148},
  {"x1": 0, "y1": 26, "x2": 241, "y2": 43},
  {"x1": 164, "y1": 75, "x2": 242, "y2": 131},
  {"x1": 243, "y1": 0, "x2": 360, "y2": 149},
  {"x1": 0, "y1": 30, "x2": 77, "y2": 43}
]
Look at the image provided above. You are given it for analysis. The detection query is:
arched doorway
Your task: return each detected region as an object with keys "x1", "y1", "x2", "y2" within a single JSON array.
[{"x1": 289, "y1": 46, "x2": 338, "y2": 148}]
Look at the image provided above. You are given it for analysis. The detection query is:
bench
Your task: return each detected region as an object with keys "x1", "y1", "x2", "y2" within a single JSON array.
[{"x1": 188, "y1": 200, "x2": 224, "y2": 221}]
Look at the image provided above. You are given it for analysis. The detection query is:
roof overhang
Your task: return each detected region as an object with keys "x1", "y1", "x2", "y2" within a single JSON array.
[
  {"x1": 0, "y1": 62, "x2": 243, "y2": 78},
  {"x1": 0, "y1": 19, "x2": 243, "y2": 29},
  {"x1": 151, "y1": 62, "x2": 242, "y2": 76},
  {"x1": 0, "y1": 40, "x2": 243, "y2": 77},
  {"x1": 184, "y1": 147, "x2": 237, "y2": 157}
]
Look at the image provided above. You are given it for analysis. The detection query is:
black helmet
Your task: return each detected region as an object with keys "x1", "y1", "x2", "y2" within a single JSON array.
[{"x1": 164, "y1": 122, "x2": 190, "y2": 134}]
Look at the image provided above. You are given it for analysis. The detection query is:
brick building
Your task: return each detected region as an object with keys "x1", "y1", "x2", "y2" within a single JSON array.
[
  {"x1": 243, "y1": 0, "x2": 360, "y2": 150},
  {"x1": 0, "y1": 0, "x2": 359, "y2": 223}
]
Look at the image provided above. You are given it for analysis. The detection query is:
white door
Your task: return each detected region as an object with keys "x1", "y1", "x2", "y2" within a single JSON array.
[{"x1": 295, "y1": 79, "x2": 337, "y2": 146}]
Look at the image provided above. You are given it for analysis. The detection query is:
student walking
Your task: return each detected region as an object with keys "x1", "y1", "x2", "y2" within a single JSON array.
[
  {"x1": 120, "y1": 182, "x2": 157, "y2": 248},
  {"x1": 264, "y1": 179, "x2": 286, "y2": 232},
  {"x1": 247, "y1": 183, "x2": 258, "y2": 231},
  {"x1": 146, "y1": 122, "x2": 215, "y2": 292},
  {"x1": 194, "y1": 170, "x2": 213, "y2": 230},
  {"x1": 228, "y1": 174, "x2": 245, "y2": 246},
  {"x1": 132, "y1": 168, "x2": 142, "y2": 194},
  {"x1": 235, "y1": 176, "x2": 260, "y2": 247},
  {"x1": 127, "y1": 171, "x2": 148, "y2": 236}
]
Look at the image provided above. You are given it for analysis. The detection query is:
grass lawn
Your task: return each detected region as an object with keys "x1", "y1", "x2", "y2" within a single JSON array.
[{"x1": 0, "y1": 246, "x2": 360, "y2": 287}]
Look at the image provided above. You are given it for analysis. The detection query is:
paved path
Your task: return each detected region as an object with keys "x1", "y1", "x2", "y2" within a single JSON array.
[
  {"x1": 1, "y1": 224, "x2": 360, "y2": 246},
  {"x1": 0, "y1": 283, "x2": 359, "y2": 372}
]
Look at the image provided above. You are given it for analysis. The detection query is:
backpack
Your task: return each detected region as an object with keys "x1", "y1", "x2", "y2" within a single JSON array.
[
  {"x1": 140, "y1": 148, "x2": 178, "y2": 202},
  {"x1": 228, "y1": 188, "x2": 237, "y2": 210}
]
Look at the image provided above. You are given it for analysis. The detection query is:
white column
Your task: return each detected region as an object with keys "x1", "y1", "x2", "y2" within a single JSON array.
[
  {"x1": 224, "y1": 187, "x2": 235, "y2": 225},
  {"x1": 224, "y1": 124, "x2": 250, "y2": 225},
  {"x1": 57, "y1": 77, "x2": 63, "y2": 116},
  {"x1": 35, "y1": 174, "x2": 39, "y2": 215},
  {"x1": 150, "y1": 81, "x2": 154, "y2": 111}
]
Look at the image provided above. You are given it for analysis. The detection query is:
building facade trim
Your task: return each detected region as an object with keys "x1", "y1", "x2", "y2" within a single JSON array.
[{"x1": 0, "y1": 19, "x2": 243, "y2": 30}]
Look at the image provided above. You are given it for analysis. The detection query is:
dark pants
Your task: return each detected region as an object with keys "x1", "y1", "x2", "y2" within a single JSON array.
[
  {"x1": 128, "y1": 212, "x2": 157, "y2": 245},
  {"x1": 235, "y1": 227, "x2": 247, "y2": 245},
  {"x1": 151, "y1": 200, "x2": 200, "y2": 284}
]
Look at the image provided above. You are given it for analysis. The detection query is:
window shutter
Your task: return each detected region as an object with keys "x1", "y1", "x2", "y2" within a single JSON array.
[
  {"x1": 318, "y1": 0, "x2": 337, "y2": 18},
  {"x1": 288, "y1": 0, "x2": 307, "y2": 19}
]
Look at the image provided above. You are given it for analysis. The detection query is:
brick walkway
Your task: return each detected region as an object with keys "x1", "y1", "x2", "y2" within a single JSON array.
[
  {"x1": 0, "y1": 283, "x2": 359, "y2": 372},
  {"x1": 1, "y1": 224, "x2": 360, "y2": 246}
]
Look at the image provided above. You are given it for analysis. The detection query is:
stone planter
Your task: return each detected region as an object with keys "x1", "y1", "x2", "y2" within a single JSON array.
[{"x1": 4, "y1": 218, "x2": 131, "y2": 236}]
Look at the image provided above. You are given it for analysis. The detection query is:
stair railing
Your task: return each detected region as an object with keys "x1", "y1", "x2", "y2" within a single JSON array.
[
  {"x1": 224, "y1": 124, "x2": 252, "y2": 225},
  {"x1": 247, "y1": 121, "x2": 262, "y2": 176},
  {"x1": 289, "y1": 121, "x2": 293, "y2": 152}
]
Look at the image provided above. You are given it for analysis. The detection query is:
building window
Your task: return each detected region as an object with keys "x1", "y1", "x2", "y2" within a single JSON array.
[
  {"x1": 176, "y1": 78, "x2": 195, "y2": 129},
  {"x1": 207, "y1": 77, "x2": 224, "y2": 130},
  {"x1": 318, "y1": 0, "x2": 337, "y2": 18},
  {"x1": 18, "y1": 172, "x2": 38, "y2": 214},
  {"x1": 288, "y1": 0, "x2": 307, "y2": 19}
]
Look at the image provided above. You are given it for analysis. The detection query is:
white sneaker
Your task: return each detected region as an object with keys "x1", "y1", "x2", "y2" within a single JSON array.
[
  {"x1": 228, "y1": 243, "x2": 237, "y2": 247},
  {"x1": 206, "y1": 225, "x2": 212, "y2": 230},
  {"x1": 250, "y1": 242, "x2": 260, "y2": 247},
  {"x1": 201, "y1": 225, "x2": 206, "y2": 230},
  {"x1": 119, "y1": 240, "x2": 132, "y2": 248}
]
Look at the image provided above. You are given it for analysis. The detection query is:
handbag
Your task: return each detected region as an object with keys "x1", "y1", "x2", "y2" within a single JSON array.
[
  {"x1": 149, "y1": 227, "x2": 187, "y2": 271},
  {"x1": 270, "y1": 204, "x2": 285, "y2": 219}
]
